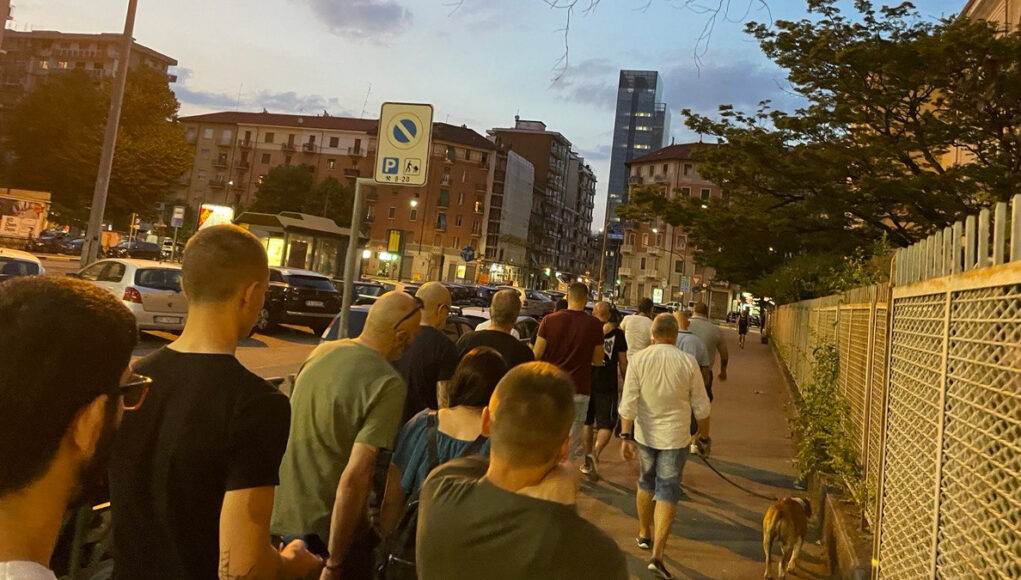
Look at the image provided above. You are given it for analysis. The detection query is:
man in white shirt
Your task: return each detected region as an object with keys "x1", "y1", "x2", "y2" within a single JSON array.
[
  {"x1": 620, "y1": 297, "x2": 654, "y2": 353},
  {"x1": 619, "y1": 313, "x2": 710, "y2": 580}
]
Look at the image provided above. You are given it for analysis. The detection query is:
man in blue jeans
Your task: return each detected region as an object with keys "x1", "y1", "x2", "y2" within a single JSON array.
[{"x1": 619, "y1": 314, "x2": 711, "y2": 579}]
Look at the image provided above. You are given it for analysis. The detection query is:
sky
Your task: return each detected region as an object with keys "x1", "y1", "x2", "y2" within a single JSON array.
[{"x1": 10, "y1": 0, "x2": 965, "y2": 228}]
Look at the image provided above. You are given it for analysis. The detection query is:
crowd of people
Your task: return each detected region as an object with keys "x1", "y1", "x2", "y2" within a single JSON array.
[{"x1": 0, "y1": 223, "x2": 733, "y2": 580}]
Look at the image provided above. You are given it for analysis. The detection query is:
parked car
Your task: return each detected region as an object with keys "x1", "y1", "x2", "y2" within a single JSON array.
[
  {"x1": 255, "y1": 267, "x2": 341, "y2": 336},
  {"x1": 498, "y1": 286, "x2": 555, "y2": 318},
  {"x1": 0, "y1": 248, "x2": 45, "y2": 282},
  {"x1": 320, "y1": 309, "x2": 474, "y2": 343},
  {"x1": 445, "y1": 283, "x2": 481, "y2": 306},
  {"x1": 543, "y1": 290, "x2": 566, "y2": 303},
  {"x1": 459, "y1": 307, "x2": 541, "y2": 346},
  {"x1": 106, "y1": 240, "x2": 162, "y2": 260},
  {"x1": 60, "y1": 238, "x2": 86, "y2": 256},
  {"x1": 29, "y1": 233, "x2": 68, "y2": 254},
  {"x1": 71, "y1": 259, "x2": 187, "y2": 332}
]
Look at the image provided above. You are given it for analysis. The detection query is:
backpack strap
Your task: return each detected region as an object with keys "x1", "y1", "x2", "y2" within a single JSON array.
[
  {"x1": 425, "y1": 411, "x2": 440, "y2": 472},
  {"x1": 459, "y1": 435, "x2": 488, "y2": 458}
]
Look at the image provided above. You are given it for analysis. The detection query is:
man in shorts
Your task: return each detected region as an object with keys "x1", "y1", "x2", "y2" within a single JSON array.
[{"x1": 581, "y1": 301, "x2": 627, "y2": 478}]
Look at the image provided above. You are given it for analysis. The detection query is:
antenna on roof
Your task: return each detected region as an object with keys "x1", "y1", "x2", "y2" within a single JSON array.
[{"x1": 359, "y1": 83, "x2": 372, "y2": 119}]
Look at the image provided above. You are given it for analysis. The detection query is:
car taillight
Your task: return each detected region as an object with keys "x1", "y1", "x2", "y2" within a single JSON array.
[{"x1": 123, "y1": 287, "x2": 143, "y2": 304}]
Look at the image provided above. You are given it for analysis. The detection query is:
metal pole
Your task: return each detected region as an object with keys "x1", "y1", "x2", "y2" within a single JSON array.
[
  {"x1": 596, "y1": 217, "x2": 610, "y2": 300},
  {"x1": 171, "y1": 226, "x2": 179, "y2": 262},
  {"x1": 81, "y1": 0, "x2": 137, "y2": 267},
  {"x1": 339, "y1": 178, "x2": 368, "y2": 339}
]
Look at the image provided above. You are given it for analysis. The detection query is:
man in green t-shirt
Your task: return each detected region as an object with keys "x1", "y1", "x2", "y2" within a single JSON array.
[{"x1": 272, "y1": 291, "x2": 423, "y2": 579}]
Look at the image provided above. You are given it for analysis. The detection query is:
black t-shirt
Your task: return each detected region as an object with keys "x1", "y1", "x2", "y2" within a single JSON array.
[
  {"x1": 109, "y1": 348, "x2": 290, "y2": 580},
  {"x1": 455, "y1": 329, "x2": 535, "y2": 369},
  {"x1": 394, "y1": 325, "x2": 459, "y2": 423},
  {"x1": 591, "y1": 327, "x2": 627, "y2": 394},
  {"x1": 417, "y1": 456, "x2": 628, "y2": 580}
]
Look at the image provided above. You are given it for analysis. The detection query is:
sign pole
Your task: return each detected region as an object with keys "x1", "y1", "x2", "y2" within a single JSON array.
[
  {"x1": 339, "y1": 177, "x2": 369, "y2": 339},
  {"x1": 171, "y1": 227, "x2": 179, "y2": 261}
]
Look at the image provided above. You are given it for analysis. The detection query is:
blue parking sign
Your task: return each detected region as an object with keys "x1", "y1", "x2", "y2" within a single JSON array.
[{"x1": 382, "y1": 157, "x2": 399, "y2": 174}]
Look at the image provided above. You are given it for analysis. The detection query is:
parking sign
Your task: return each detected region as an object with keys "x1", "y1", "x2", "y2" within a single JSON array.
[{"x1": 374, "y1": 103, "x2": 434, "y2": 186}]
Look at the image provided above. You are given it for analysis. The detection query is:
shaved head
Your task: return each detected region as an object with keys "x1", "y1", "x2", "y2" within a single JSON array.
[
  {"x1": 652, "y1": 313, "x2": 679, "y2": 342},
  {"x1": 593, "y1": 301, "x2": 611, "y2": 323},
  {"x1": 487, "y1": 362, "x2": 574, "y2": 467},
  {"x1": 361, "y1": 291, "x2": 422, "y2": 359},
  {"x1": 490, "y1": 289, "x2": 522, "y2": 325},
  {"x1": 567, "y1": 282, "x2": 588, "y2": 307},
  {"x1": 182, "y1": 224, "x2": 267, "y2": 304},
  {"x1": 415, "y1": 282, "x2": 451, "y2": 329},
  {"x1": 364, "y1": 291, "x2": 421, "y2": 334}
]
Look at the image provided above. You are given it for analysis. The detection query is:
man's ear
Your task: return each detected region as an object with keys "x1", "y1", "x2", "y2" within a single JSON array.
[
  {"x1": 241, "y1": 280, "x2": 261, "y2": 308},
  {"x1": 70, "y1": 395, "x2": 111, "y2": 458},
  {"x1": 481, "y1": 406, "x2": 493, "y2": 437}
]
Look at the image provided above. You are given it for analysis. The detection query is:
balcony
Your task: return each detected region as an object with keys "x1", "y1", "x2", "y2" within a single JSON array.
[
  {"x1": 238, "y1": 139, "x2": 253, "y2": 149},
  {"x1": 238, "y1": 160, "x2": 251, "y2": 170},
  {"x1": 647, "y1": 247, "x2": 662, "y2": 257},
  {"x1": 347, "y1": 147, "x2": 364, "y2": 156},
  {"x1": 475, "y1": 183, "x2": 487, "y2": 193},
  {"x1": 302, "y1": 142, "x2": 318, "y2": 153},
  {"x1": 209, "y1": 178, "x2": 227, "y2": 189},
  {"x1": 621, "y1": 244, "x2": 634, "y2": 254},
  {"x1": 364, "y1": 212, "x2": 375, "y2": 223},
  {"x1": 617, "y1": 267, "x2": 633, "y2": 277},
  {"x1": 654, "y1": 174, "x2": 668, "y2": 183},
  {"x1": 281, "y1": 142, "x2": 297, "y2": 152},
  {"x1": 642, "y1": 269, "x2": 661, "y2": 279},
  {"x1": 212, "y1": 159, "x2": 228, "y2": 169},
  {"x1": 628, "y1": 176, "x2": 644, "y2": 185},
  {"x1": 364, "y1": 190, "x2": 378, "y2": 202}
]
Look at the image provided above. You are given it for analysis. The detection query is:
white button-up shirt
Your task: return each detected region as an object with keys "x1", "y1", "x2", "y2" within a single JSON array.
[
  {"x1": 618, "y1": 342, "x2": 711, "y2": 449},
  {"x1": 620, "y1": 314, "x2": 652, "y2": 353}
]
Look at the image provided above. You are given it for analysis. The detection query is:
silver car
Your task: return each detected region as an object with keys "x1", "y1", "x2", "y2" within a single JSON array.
[
  {"x1": 497, "y1": 286, "x2": 555, "y2": 318},
  {"x1": 74, "y1": 259, "x2": 188, "y2": 332}
]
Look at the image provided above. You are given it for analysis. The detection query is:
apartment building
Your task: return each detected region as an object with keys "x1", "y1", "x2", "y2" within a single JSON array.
[
  {"x1": 619, "y1": 143, "x2": 737, "y2": 318},
  {"x1": 961, "y1": 0, "x2": 1019, "y2": 25},
  {"x1": 0, "y1": 29, "x2": 176, "y2": 127},
  {"x1": 483, "y1": 138, "x2": 535, "y2": 286},
  {"x1": 176, "y1": 112, "x2": 495, "y2": 283}
]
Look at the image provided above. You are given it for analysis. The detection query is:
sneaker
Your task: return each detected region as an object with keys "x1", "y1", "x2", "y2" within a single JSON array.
[
  {"x1": 580, "y1": 455, "x2": 593, "y2": 475},
  {"x1": 636, "y1": 537, "x2": 652, "y2": 550},
  {"x1": 648, "y1": 558, "x2": 673, "y2": 579},
  {"x1": 589, "y1": 454, "x2": 600, "y2": 479}
]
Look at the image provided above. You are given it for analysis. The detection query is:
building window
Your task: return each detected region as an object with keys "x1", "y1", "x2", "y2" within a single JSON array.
[
  {"x1": 680, "y1": 186, "x2": 691, "y2": 197},
  {"x1": 38, "y1": 60, "x2": 49, "y2": 69},
  {"x1": 57, "y1": 61, "x2": 69, "y2": 69},
  {"x1": 442, "y1": 170, "x2": 450, "y2": 185},
  {"x1": 329, "y1": 137, "x2": 339, "y2": 148},
  {"x1": 446, "y1": 146, "x2": 456, "y2": 162},
  {"x1": 284, "y1": 155, "x2": 292, "y2": 166},
  {"x1": 684, "y1": 163, "x2": 692, "y2": 176},
  {"x1": 261, "y1": 153, "x2": 271, "y2": 164},
  {"x1": 436, "y1": 213, "x2": 447, "y2": 230},
  {"x1": 220, "y1": 129, "x2": 232, "y2": 145},
  {"x1": 202, "y1": 128, "x2": 214, "y2": 140},
  {"x1": 465, "y1": 149, "x2": 472, "y2": 161},
  {"x1": 481, "y1": 153, "x2": 488, "y2": 165},
  {"x1": 185, "y1": 128, "x2": 197, "y2": 143},
  {"x1": 627, "y1": 233, "x2": 636, "y2": 245},
  {"x1": 455, "y1": 215, "x2": 463, "y2": 227},
  {"x1": 675, "y1": 260, "x2": 685, "y2": 274},
  {"x1": 388, "y1": 207, "x2": 396, "y2": 219},
  {"x1": 472, "y1": 220, "x2": 481, "y2": 235},
  {"x1": 197, "y1": 170, "x2": 207, "y2": 180},
  {"x1": 434, "y1": 233, "x2": 442, "y2": 246},
  {"x1": 453, "y1": 236, "x2": 460, "y2": 249},
  {"x1": 663, "y1": 164, "x2": 668, "y2": 173},
  {"x1": 410, "y1": 209, "x2": 417, "y2": 221},
  {"x1": 457, "y1": 192, "x2": 464, "y2": 206},
  {"x1": 474, "y1": 200, "x2": 483, "y2": 214},
  {"x1": 366, "y1": 205, "x2": 375, "y2": 221},
  {"x1": 676, "y1": 235, "x2": 686, "y2": 250},
  {"x1": 647, "y1": 166, "x2": 654, "y2": 176},
  {"x1": 642, "y1": 233, "x2": 649, "y2": 246},
  {"x1": 265, "y1": 132, "x2": 275, "y2": 144},
  {"x1": 655, "y1": 234, "x2": 663, "y2": 246},
  {"x1": 327, "y1": 159, "x2": 336, "y2": 169},
  {"x1": 701, "y1": 188, "x2": 711, "y2": 201},
  {"x1": 640, "y1": 257, "x2": 646, "y2": 269},
  {"x1": 257, "y1": 174, "x2": 265, "y2": 185},
  {"x1": 438, "y1": 189, "x2": 450, "y2": 208}
]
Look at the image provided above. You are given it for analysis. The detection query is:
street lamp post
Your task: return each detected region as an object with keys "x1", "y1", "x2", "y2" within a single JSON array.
[
  {"x1": 411, "y1": 197, "x2": 429, "y2": 280},
  {"x1": 651, "y1": 226, "x2": 681, "y2": 305}
]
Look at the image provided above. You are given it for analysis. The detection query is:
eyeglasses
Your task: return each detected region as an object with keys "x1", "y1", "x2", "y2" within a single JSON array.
[
  {"x1": 392, "y1": 296, "x2": 425, "y2": 330},
  {"x1": 119, "y1": 373, "x2": 152, "y2": 411}
]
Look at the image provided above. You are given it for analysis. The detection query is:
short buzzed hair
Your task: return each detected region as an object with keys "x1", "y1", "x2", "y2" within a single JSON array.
[
  {"x1": 637, "y1": 297, "x2": 654, "y2": 314},
  {"x1": 182, "y1": 225, "x2": 268, "y2": 304},
  {"x1": 693, "y1": 302, "x2": 709, "y2": 316},
  {"x1": 567, "y1": 282, "x2": 588, "y2": 303},
  {"x1": 652, "y1": 312, "x2": 679, "y2": 340},
  {"x1": 490, "y1": 289, "x2": 521, "y2": 325},
  {"x1": 489, "y1": 362, "x2": 575, "y2": 467}
]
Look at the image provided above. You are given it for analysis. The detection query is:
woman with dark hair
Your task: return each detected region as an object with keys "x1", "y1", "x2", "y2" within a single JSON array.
[{"x1": 380, "y1": 347, "x2": 508, "y2": 533}]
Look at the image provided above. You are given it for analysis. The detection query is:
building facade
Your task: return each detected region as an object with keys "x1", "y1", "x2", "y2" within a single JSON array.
[
  {"x1": 618, "y1": 143, "x2": 737, "y2": 318},
  {"x1": 0, "y1": 30, "x2": 177, "y2": 127},
  {"x1": 483, "y1": 141, "x2": 535, "y2": 286},
  {"x1": 961, "y1": 0, "x2": 1020, "y2": 25}
]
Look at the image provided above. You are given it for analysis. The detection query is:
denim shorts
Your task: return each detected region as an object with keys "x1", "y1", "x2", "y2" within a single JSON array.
[{"x1": 636, "y1": 443, "x2": 690, "y2": 504}]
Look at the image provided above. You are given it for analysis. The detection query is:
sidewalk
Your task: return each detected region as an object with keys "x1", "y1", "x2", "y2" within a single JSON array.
[{"x1": 577, "y1": 327, "x2": 828, "y2": 579}]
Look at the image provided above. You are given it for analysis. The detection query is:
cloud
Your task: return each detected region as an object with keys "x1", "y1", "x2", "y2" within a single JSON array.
[
  {"x1": 551, "y1": 58, "x2": 619, "y2": 109},
  {"x1": 302, "y1": 0, "x2": 412, "y2": 39},
  {"x1": 578, "y1": 144, "x2": 612, "y2": 162},
  {"x1": 171, "y1": 68, "x2": 356, "y2": 116}
]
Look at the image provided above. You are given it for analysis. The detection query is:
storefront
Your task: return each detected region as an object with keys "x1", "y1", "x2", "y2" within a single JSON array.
[{"x1": 234, "y1": 211, "x2": 365, "y2": 279}]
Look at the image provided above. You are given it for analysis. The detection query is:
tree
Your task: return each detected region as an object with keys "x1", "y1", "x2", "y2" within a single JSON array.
[
  {"x1": 619, "y1": 1, "x2": 1021, "y2": 302},
  {"x1": 4, "y1": 68, "x2": 193, "y2": 227},
  {"x1": 249, "y1": 165, "x2": 354, "y2": 226}
]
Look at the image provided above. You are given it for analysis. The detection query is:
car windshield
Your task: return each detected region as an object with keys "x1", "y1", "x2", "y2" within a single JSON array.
[
  {"x1": 355, "y1": 283, "x2": 385, "y2": 297},
  {"x1": 0, "y1": 258, "x2": 39, "y2": 277},
  {"x1": 286, "y1": 275, "x2": 337, "y2": 292},
  {"x1": 135, "y1": 268, "x2": 182, "y2": 291}
]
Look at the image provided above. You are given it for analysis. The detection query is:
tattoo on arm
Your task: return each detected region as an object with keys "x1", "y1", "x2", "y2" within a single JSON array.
[{"x1": 218, "y1": 548, "x2": 257, "y2": 580}]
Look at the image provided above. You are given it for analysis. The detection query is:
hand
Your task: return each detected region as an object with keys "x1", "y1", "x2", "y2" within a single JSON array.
[
  {"x1": 718, "y1": 368, "x2": 727, "y2": 381},
  {"x1": 279, "y1": 539, "x2": 323, "y2": 579},
  {"x1": 517, "y1": 460, "x2": 580, "y2": 505},
  {"x1": 620, "y1": 440, "x2": 636, "y2": 461}
]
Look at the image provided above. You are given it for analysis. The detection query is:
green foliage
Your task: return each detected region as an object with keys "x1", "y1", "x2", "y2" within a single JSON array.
[
  {"x1": 618, "y1": 1, "x2": 1021, "y2": 301},
  {"x1": 249, "y1": 166, "x2": 354, "y2": 226},
  {"x1": 4, "y1": 68, "x2": 193, "y2": 227}
]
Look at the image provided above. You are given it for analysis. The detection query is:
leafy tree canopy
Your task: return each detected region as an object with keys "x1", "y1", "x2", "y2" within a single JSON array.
[
  {"x1": 4, "y1": 68, "x2": 193, "y2": 227},
  {"x1": 618, "y1": 0, "x2": 1021, "y2": 303},
  {"x1": 249, "y1": 165, "x2": 355, "y2": 227}
]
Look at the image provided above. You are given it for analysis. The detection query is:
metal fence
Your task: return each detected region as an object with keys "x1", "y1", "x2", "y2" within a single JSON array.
[{"x1": 772, "y1": 194, "x2": 1021, "y2": 578}]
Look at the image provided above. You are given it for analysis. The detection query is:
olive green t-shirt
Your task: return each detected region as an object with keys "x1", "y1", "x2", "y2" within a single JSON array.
[
  {"x1": 417, "y1": 456, "x2": 628, "y2": 580},
  {"x1": 271, "y1": 339, "x2": 406, "y2": 541}
]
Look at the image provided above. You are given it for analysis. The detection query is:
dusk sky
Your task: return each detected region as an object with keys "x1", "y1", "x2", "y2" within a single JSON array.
[{"x1": 11, "y1": 0, "x2": 964, "y2": 227}]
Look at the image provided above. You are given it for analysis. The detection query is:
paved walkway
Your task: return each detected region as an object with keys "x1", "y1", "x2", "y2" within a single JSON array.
[{"x1": 577, "y1": 327, "x2": 828, "y2": 579}]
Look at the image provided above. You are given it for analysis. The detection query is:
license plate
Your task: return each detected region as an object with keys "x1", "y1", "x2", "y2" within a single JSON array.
[
  {"x1": 306, "y1": 300, "x2": 325, "y2": 308},
  {"x1": 155, "y1": 316, "x2": 182, "y2": 324}
]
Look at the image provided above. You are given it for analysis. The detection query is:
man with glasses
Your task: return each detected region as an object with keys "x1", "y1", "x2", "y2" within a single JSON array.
[
  {"x1": 0, "y1": 277, "x2": 137, "y2": 579},
  {"x1": 272, "y1": 291, "x2": 422, "y2": 579},
  {"x1": 109, "y1": 225, "x2": 321, "y2": 580},
  {"x1": 394, "y1": 282, "x2": 458, "y2": 422}
]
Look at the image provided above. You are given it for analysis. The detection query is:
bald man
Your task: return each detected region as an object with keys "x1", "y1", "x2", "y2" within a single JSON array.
[
  {"x1": 273, "y1": 291, "x2": 422, "y2": 579},
  {"x1": 395, "y1": 282, "x2": 459, "y2": 422}
]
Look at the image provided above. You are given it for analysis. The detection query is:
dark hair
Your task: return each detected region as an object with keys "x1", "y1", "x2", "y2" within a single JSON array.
[
  {"x1": 693, "y1": 302, "x2": 709, "y2": 316},
  {"x1": 638, "y1": 297, "x2": 654, "y2": 314},
  {"x1": 447, "y1": 347, "x2": 508, "y2": 408},
  {"x1": 182, "y1": 224, "x2": 268, "y2": 304},
  {"x1": 567, "y1": 282, "x2": 588, "y2": 303},
  {"x1": 489, "y1": 362, "x2": 575, "y2": 467},
  {"x1": 0, "y1": 277, "x2": 137, "y2": 496}
]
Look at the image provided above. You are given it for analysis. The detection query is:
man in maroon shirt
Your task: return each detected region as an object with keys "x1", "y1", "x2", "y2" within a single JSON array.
[{"x1": 533, "y1": 282, "x2": 604, "y2": 461}]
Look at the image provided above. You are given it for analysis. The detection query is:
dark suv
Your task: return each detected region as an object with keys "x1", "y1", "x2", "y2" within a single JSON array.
[
  {"x1": 106, "y1": 240, "x2": 162, "y2": 260},
  {"x1": 254, "y1": 267, "x2": 341, "y2": 335}
]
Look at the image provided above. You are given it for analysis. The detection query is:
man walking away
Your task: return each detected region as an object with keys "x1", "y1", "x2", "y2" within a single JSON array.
[
  {"x1": 738, "y1": 309, "x2": 750, "y2": 349},
  {"x1": 395, "y1": 282, "x2": 459, "y2": 422},
  {"x1": 1, "y1": 277, "x2": 136, "y2": 580},
  {"x1": 456, "y1": 289, "x2": 535, "y2": 369},
  {"x1": 676, "y1": 310, "x2": 713, "y2": 442},
  {"x1": 110, "y1": 225, "x2": 321, "y2": 580},
  {"x1": 533, "y1": 282, "x2": 604, "y2": 460},
  {"x1": 272, "y1": 292, "x2": 422, "y2": 579},
  {"x1": 416, "y1": 362, "x2": 628, "y2": 580},
  {"x1": 620, "y1": 298, "x2": 654, "y2": 353},
  {"x1": 619, "y1": 314, "x2": 711, "y2": 579},
  {"x1": 581, "y1": 301, "x2": 628, "y2": 478},
  {"x1": 688, "y1": 302, "x2": 728, "y2": 399}
]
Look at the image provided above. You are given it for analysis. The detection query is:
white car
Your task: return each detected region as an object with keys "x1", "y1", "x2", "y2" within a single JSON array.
[
  {"x1": 497, "y1": 286, "x2": 555, "y2": 318},
  {"x1": 74, "y1": 259, "x2": 187, "y2": 332},
  {"x1": 0, "y1": 248, "x2": 45, "y2": 281},
  {"x1": 459, "y1": 307, "x2": 541, "y2": 345}
]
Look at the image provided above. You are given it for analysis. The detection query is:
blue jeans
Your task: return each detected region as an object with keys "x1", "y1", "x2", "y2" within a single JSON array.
[
  {"x1": 636, "y1": 443, "x2": 690, "y2": 504},
  {"x1": 569, "y1": 394, "x2": 590, "y2": 460}
]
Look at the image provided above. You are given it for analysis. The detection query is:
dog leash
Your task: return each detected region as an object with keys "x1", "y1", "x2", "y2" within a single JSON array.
[{"x1": 694, "y1": 453, "x2": 780, "y2": 502}]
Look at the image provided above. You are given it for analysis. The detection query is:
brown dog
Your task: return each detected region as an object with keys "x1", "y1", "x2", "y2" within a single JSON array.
[{"x1": 762, "y1": 497, "x2": 811, "y2": 578}]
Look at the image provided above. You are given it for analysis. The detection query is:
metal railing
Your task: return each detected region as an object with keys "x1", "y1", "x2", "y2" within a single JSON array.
[{"x1": 772, "y1": 194, "x2": 1021, "y2": 579}]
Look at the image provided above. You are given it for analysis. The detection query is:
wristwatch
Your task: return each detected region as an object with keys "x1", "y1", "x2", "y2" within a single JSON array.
[{"x1": 618, "y1": 432, "x2": 634, "y2": 441}]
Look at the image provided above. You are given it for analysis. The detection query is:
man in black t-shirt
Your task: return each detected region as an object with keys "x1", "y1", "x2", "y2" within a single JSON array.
[
  {"x1": 109, "y1": 225, "x2": 321, "y2": 580},
  {"x1": 456, "y1": 288, "x2": 534, "y2": 369},
  {"x1": 395, "y1": 282, "x2": 459, "y2": 421},
  {"x1": 582, "y1": 301, "x2": 628, "y2": 478},
  {"x1": 417, "y1": 362, "x2": 627, "y2": 580}
]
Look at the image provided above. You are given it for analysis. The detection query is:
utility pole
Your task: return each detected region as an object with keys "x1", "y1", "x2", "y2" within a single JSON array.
[
  {"x1": 81, "y1": 0, "x2": 137, "y2": 267},
  {"x1": 596, "y1": 193, "x2": 612, "y2": 300}
]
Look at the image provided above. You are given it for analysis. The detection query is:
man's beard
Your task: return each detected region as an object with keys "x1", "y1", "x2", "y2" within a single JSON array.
[{"x1": 72, "y1": 401, "x2": 119, "y2": 508}]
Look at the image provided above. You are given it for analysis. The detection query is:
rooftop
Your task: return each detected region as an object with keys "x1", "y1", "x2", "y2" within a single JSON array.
[
  {"x1": 4, "y1": 30, "x2": 177, "y2": 66},
  {"x1": 627, "y1": 142, "x2": 715, "y2": 165}
]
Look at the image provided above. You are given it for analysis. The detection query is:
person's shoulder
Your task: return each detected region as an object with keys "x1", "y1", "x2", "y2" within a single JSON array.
[
  {"x1": 556, "y1": 509, "x2": 626, "y2": 566},
  {"x1": 421, "y1": 455, "x2": 487, "y2": 494}
]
